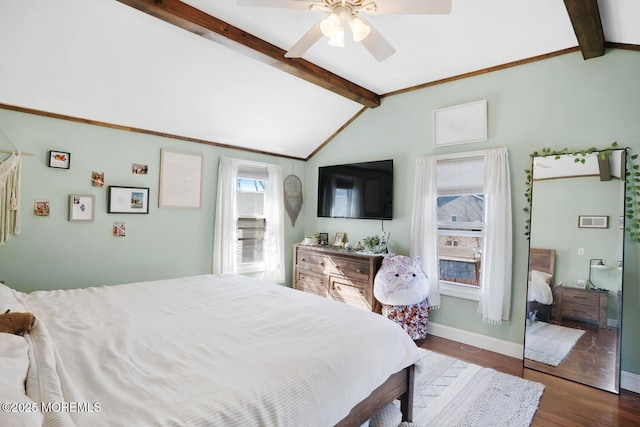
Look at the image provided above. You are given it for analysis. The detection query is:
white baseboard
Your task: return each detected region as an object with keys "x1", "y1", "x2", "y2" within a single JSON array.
[
  {"x1": 426, "y1": 321, "x2": 524, "y2": 359},
  {"x1": 426, "y1": 321, "x2": 640, "y2": 394},
  {"x1": 621, "y1": 370, "x2": 640, "y2": 394}
]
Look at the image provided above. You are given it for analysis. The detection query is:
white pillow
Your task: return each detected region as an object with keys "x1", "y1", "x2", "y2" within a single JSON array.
[
  {"x1": 0, "y1": 333, "x2": 43, "y2": 426},
  {"x1": 0, "y1": 282, "x2": 28, "y2": 313},
  {"x1": 530, "y1": 269, "x2": 553, "y2": 286}
]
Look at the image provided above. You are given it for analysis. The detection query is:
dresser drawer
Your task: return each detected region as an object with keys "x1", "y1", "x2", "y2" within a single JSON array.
[
  {"x1": 329, "y1": 278, "x2": 369, "y2": 310},
  {"x1": 328, "y1": 257, "x2": 371, "y2": 282},
  {"x1": 562, "y1": 303, "x2": 598, "y2": 322},
  {"x1": 296, "y1": 250, "x2": 329, "y2": 275},
  {"x1": 295, "y1": 271, "x2": 327, "y2": 297}
]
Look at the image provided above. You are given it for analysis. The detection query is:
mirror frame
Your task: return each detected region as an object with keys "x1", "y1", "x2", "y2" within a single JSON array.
[{"x1": 523, "y1": 148, "x2": 625, "y2": 394}]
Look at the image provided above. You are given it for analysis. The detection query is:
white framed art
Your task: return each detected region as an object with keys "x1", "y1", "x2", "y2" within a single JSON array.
[
  {"x1": 434, "y1": 100, "x2": 487, "y2": 147},
  {"x1": 159, "y1": 149, "x2": 203, "y2": 209},
  {"x1": 69, "y1": 195, "x2": 95, "y2": 221}
]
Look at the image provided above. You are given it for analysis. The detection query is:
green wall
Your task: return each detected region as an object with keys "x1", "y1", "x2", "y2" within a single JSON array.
[
  {"x1": 0, "y1": 109, "x2": 305, "y2": 291},
  {"x1": 304, "y1": 49, "x2": 640, "y2": 376}
]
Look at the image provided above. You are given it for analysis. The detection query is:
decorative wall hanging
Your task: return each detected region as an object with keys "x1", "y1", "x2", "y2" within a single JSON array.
[
  {"x1": 434, "y1": 100, "x2": 487, "y2": 147},
  {"x1": 91, "y1": 171, "x2": 104, "y2": 187},
  {"x1": 108, "y1": 186, "x2": 150, "y2": 214},
  {"x1": 0, "y1": 153, "x2": 21, "y2": 245},
  {"x1": 69, "y1": 195, "x2": 95, "y2": 221},
  {"x1": 48, "y1": 150, "x2": 71, "y2": 169},
  {"x1": 34, "y1": 200, "x2": 50, "y2": 217},
  {"x1": 283, "y1": 174, "x2": 303, "y2": 226},
  {"x1": 132, "y1": 163, "x2": 148, "y2": 174},
  {"x1": 159, "y1": 149, "x2": 203, "y2": 208},
  {"x1": 113, "y1": 222, "x2": 126, "y2": 237},
  {"x1": 578, "y1": 215, "x2": 609, "y2": 229}
]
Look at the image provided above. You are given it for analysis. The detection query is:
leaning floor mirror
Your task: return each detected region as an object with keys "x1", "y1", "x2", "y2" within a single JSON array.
[{"x1": 524, "y1": 149, "x2": 625, "y2": 393}]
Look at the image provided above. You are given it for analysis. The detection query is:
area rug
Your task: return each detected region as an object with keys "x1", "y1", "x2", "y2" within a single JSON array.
[
  {"x1": 525, "y1": 321, "x2": 585, "y2": 367},
  {"x1": 371, "y1": 349, "x2": 545, "y2": 427}
]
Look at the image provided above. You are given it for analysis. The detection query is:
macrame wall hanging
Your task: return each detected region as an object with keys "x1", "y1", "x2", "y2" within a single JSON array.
[
  {"x1": 0, "y1": 152, "x2": 22, "y2": 245},
  {"x1": 283, "y1": 174, "x2": 303, "y2": 227}
]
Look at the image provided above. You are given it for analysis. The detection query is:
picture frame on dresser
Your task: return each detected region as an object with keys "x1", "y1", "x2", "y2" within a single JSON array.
[{"x1": 332, "y1": 232, "x2": 345, "y2": 247}]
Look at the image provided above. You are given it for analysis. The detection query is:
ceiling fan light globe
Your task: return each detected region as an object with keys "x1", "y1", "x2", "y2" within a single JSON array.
[
  {"x1": 320, "y1": 13, "x2": 341, "y2": 38},
  {"x1": 327, "y1": 27, "x2": 345, "y2": 47},
  {"x1": 349, "y1": 17, "x2": 371, "y2": 42}
]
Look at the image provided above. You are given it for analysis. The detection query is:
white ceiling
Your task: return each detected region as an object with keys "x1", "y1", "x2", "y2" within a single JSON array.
[{"x1": 0, "y1": 0, "x2": 638, "y2": 159}]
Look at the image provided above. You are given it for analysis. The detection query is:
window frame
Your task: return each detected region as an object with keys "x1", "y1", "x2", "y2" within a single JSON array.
[
  {"x1": 235, "y1": 175, "x2": 267, "y2": 274},
  {"x1": 435, "y1": 154, "x2": 485, "y2": 302}
]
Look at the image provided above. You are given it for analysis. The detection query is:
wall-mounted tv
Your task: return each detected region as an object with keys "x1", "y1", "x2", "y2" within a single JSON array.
[{"x1": 317, "y1": 159, "x2": 393, "y2": 220}]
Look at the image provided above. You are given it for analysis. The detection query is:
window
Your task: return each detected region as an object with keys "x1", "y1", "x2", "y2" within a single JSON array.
[
  {"x1": 213, "y1": 157, "x2": 285, "y2": 283},
  {"x1": 236, "y1": 178, "x2": 266, "y2": 272},
  {"x1": 436, "y1": 156, "x2": 485, "y2": 300},
  {"x1": 411, "y1": 148, "x2": 512, "y2": 322},
  {"x1": 438, "y1": 195, "x2": 484, "y2": 286}
]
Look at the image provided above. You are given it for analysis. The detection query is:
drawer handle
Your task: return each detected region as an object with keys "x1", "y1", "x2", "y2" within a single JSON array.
[{"x1": 356, "y1": 268, "x2": 363, "y2": 273}]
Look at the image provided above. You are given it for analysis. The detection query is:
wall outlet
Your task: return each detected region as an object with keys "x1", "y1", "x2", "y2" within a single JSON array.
[{"x1": 578, "y1": 248, "x2": 584, "y2": 255}]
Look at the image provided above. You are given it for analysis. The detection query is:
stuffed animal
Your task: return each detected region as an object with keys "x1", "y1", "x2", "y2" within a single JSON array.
[
  {"x1": 373, "y1": 255, "x2": 429, "y2": 306},
  {"x1": 0, "y1": 309, "x2": 36, "y2": 336}
]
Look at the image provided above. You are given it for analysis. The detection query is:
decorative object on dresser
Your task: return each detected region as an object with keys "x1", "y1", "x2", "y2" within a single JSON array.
[
  {"x1": 555, "y1": 285, "x2": 608, "y2": 328},
  {"x1": 293, "y1": 244, "x2": 383, "y2": 313}
]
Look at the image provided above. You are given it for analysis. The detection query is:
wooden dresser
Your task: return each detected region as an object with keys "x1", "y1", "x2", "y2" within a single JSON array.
[
  {"x1": 293, "y1": 244, "x2": 384, "y2": 313},
  {"x1": 555, "y1": 286, "x2": 608, "y2": 328}
]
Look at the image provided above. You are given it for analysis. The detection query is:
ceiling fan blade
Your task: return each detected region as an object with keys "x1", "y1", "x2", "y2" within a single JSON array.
[
  {"x1": 237, "y1": 0, "x2": 320, "y2": 10},
  {"x1": 284, "y1": 21, "x2": 323, "y2": 58},
  {"x1": 369, "y1": 0, "x2": 452, "y2": 15},
  {"x1": 359, "y1": 21, "x2": 396, "y2": 61}
]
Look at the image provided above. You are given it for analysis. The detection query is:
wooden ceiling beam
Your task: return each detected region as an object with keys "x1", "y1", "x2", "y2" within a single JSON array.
[
  {"x1": 116, "y1": 0, "x2": 380, "y2": 108},
  {"x1": 563, "y1": 0, "x2": 605, "y2": 59}
]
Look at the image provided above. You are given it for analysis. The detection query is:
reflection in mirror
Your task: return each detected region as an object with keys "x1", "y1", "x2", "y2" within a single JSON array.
[{"x1": 524, "y1": 149, "x2": 625, "y2": 393}]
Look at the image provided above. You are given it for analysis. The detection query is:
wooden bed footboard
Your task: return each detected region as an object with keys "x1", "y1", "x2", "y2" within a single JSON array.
[{"x1": 335, "y1": 364, "x2": 415, "y2": 427}]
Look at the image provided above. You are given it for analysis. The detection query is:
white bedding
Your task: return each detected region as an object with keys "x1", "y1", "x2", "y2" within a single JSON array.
[
  {"x1": 527, "y1": 280, "x2": 553, "y2": 305},
  {"x1": 18, "y1": 274, "x2": 422, "y2": 426}
]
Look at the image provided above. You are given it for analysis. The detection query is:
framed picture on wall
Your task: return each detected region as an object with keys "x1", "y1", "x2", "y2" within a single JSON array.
[
  {"x1": 578, "y1": 215, "x2": 609, "y2": 229},
  {"x1": 69, "y1": 195, "x2": 95, "y2": 221},
  {"x1": 108, "y1": 186, "x2": 150, "y2": 214},
  {"x1": 433, "y1": 100, "x2": 487, "y2": 147},
  {"x1": 48, "y1": 150, "x2": 71, "y2": 169}
]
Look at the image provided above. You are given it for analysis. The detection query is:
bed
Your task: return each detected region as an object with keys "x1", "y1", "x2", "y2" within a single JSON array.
[
  {"x1": 1, "y1": 274, "x2": 422, "y2": 426},
  {"x1": 527, "y1": 248, "x2": 556, "y2": 322}
]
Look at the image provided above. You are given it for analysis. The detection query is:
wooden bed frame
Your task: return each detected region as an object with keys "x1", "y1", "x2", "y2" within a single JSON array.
[
  {"x1": 528, "y1": 248, "x2": 556, "y2": 321},
  {"x1": 336, "y1": 364, "x2": 415, "y2": 426}
]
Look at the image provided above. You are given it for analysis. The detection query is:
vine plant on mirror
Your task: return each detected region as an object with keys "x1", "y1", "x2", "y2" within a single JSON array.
[{"x1": 524, "y1": 142, "x2": 640, "y2": 243}]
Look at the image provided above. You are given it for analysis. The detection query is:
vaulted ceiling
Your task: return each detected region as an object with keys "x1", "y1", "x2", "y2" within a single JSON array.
[{"x1": 0, "y1": 0, "x2": 638, "y2": 160}]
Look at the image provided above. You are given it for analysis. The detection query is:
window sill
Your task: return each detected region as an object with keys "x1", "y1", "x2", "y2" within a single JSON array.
[
  {"x1": 237, "y1": 262, "x2": 265, "y2": 274},
  {"x1": 439, "y1": 281, "x2": 480, "y2": 301}
]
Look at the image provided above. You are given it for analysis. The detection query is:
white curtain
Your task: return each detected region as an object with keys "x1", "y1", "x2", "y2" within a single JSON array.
[
  {"x1": 212, "y1": 157, "x2": 285, "y2": 283},
  {"x1": 410, "y1": 156, "x2": 440, "y2": 308},
  {"x1": 213, "y1": 157, "x2": 239, "y2": 275},
  {"x1": 477, "y1": 147, "x2": 513, "y2": 324},
  {"x1": 263, "y1": 163, "x2": 285, "y2": 283}
]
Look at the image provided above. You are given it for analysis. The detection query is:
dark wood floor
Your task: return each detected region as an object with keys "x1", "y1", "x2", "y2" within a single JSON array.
[{"x1": 418, "y1": 335, "x2": 640, "y2": 426}]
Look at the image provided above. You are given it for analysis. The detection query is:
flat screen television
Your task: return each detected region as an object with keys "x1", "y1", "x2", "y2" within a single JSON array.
[{"x1": 317, "y1": 159, "x2": 393, "y2": 220}]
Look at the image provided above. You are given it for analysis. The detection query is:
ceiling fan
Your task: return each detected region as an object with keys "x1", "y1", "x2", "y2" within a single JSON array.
[{"x1": 238, "y1": 0, "x2": 452, "y2": 61}]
